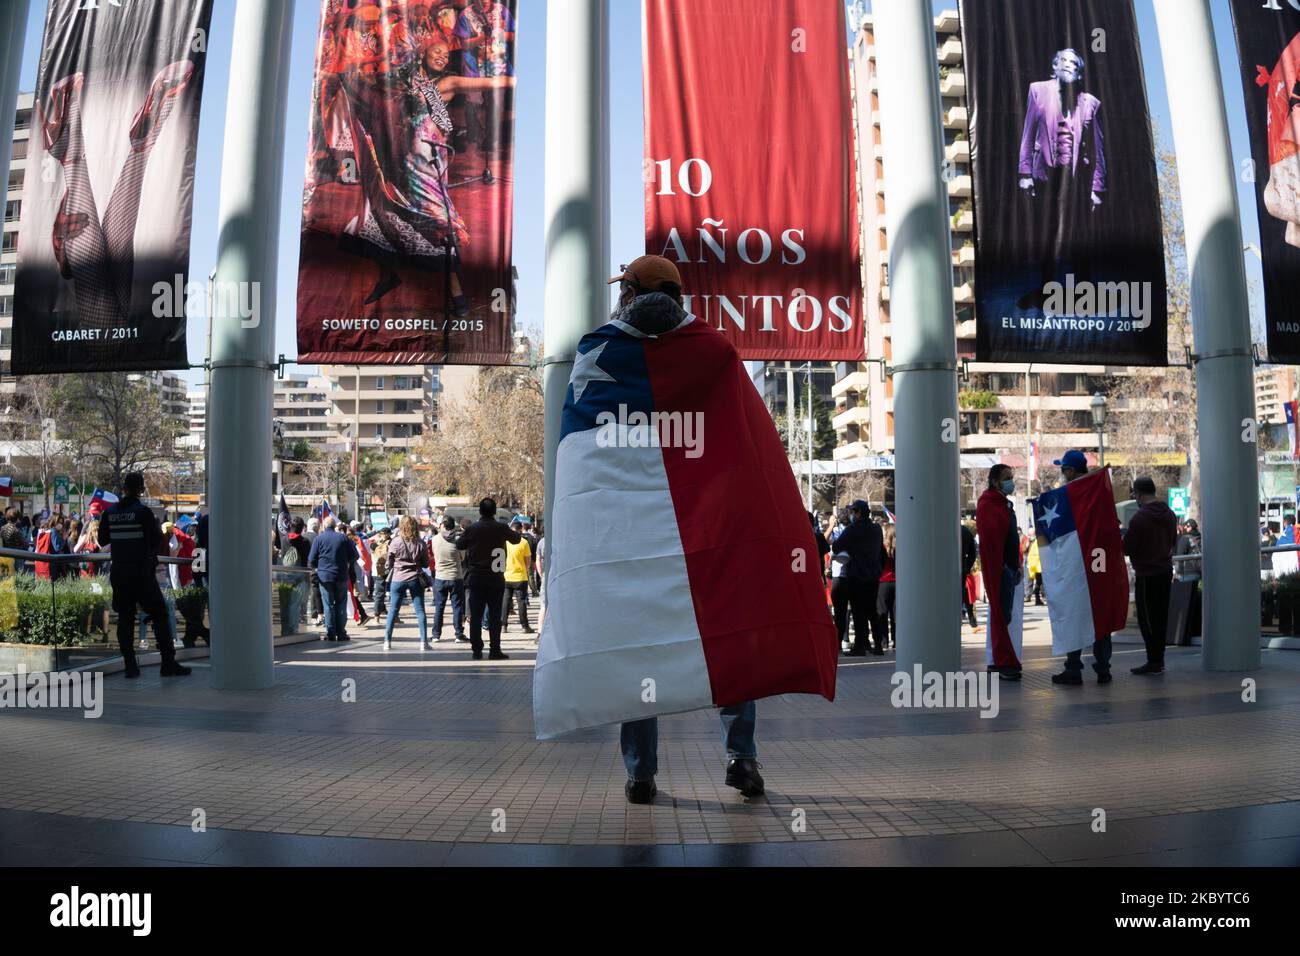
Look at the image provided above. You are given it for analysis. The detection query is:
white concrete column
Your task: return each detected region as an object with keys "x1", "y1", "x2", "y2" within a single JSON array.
[
  {"x1": 0, "y1": 0, "x2": 29, "y2": 191},
  {"x1": 542, "y1": 0, "x2": 609, "y2": 578},
  {"x1": 1154, "y1": 0, "x2": 1260, "y2": 672},
  {"x1": 873, "y1": 0, "x2": 962, "y2": 675},
  {"x1": 208, "y1": 0, "x2": 295, "y2": 690}
]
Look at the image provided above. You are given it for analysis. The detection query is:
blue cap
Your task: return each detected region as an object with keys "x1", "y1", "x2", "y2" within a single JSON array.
[{"x1": 1053, "y1": 449, "x2": 1088, "y2": 471}]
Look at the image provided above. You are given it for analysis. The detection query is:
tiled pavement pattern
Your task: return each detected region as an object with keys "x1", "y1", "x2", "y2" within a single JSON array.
[{"x1": 2, "y1": 616, "x2": 1300, "y2": 864}]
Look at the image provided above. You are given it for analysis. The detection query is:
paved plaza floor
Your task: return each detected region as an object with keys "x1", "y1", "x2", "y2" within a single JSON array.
[{"x1": 2, "y1": 607, "x2": 1299, "y2": 866}]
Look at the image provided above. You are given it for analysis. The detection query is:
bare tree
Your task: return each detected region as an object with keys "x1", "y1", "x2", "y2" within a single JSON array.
[{"x1": 55, "y1": 374, "x2": 182, "y2": 490}]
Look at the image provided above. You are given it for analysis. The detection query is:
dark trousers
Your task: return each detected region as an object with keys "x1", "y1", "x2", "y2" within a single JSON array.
[
  {"x1": 309, "y1": 569, "x2": 323, "y2": 617},
  {"x1": 432, "y1": 578, "x2": 465, "y2": 639},
  {"x1": 1065, "y1": 636, "x2": 1113, "y2": 674},
  {"x1": 832, "y1": 576, "x2": 882, "y2": 653},
  {"x1": 878, "y1": 580, "x2": 896, "y2": 648},
  {"x1": 466, "y1": 574, "x2": 506, "y2": 654},
  {"x1": 502, "y1": 580, "x2": 531, "y2": 631},
  {"x1": 1031, "y1": 573, "x2": 1044, "y2": 604},
  {"x1": 1135, "y1": 571, "x2": 1173, "y2": 666},
  {"x1": 111, "y1": 567, "x2": 176, "y2": 671}
]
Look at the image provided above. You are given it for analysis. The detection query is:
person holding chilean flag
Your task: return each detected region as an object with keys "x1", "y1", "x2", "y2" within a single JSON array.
[
  {"x1": 1035, "y1": 451, "x2": 1129, "y2": 686},
  {"x1": 533, "y1": 255, "x2": 837, "y2": 804},
  {"x1": 976, "y1": 462, "x2": 1024, "y2": 681}
]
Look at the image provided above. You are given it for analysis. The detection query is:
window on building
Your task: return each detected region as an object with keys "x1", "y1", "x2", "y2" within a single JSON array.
[
  {"x1": 412, "y1": 424, "x2": 423, "y2": 437},
  {"x1": 4, "y1": 200, "x2": 18, "y2": 222},
  {"x1": 375, "y1": 423, "x2": 384, "y2": 438},
  {"x1": 394, "y1": 376, "x2": 410, "y2": 390},
  {"x1": 14, "y1": 110, "x2": 31, "y2": 131},
  {"x1": 6, "y1": 169, "x2": 22, "y2": 192},
  {"x1": 0, "y1": 328, "x2": 10, "y2": 348},
  {"x1": 1058, "y1": 373, "x2": 1089, "y2": 395},
  {"x1": 0, "y1": 296, "x2": 11, "y2": 317},
  {"x1": 1, "y1": 232, "x2": 16, "y2": 253},
  {"x1": 375, "y1": 377, "x2": 385, "y2": 390},
  {"x1": 375, "y1": 400, "x2": 384, "y2": 414},
  {"x1": 394, "y1": 400, "x2": 409, "y2": 414},
  {"x1": 10, "y1": 140, "x2": 26, "y2": 161}
]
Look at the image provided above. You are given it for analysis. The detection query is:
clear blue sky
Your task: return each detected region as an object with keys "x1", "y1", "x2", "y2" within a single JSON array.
[{"x1": 12, "y1": 0, "x2": 1268, "y2": 385}]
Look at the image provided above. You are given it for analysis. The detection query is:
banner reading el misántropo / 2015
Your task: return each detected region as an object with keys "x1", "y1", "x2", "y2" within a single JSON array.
[
  {"x1": 960, "y1": 0, "x2": 1167, "y2": 366},
  {"x1": 296, "y1": 0, "x2": 518, "y2": 366},
  {"x1": 11, "y1": 0, "x2": 212, "y2": 375},
  {"x1": 1231, "y1": 0, "x2": 1300, "y2": 364},
  {"x1": 643, "y1": 0, "x2": 862, "y2": 361}
]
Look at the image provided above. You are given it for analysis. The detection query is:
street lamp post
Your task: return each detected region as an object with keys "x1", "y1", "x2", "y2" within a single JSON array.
[{"x1": 1090, "y1": 393, "x2": 1108, "y2": 469}]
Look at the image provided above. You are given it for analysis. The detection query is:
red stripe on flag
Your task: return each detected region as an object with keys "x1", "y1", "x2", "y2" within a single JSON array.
[
  {"x1": 643, "y1": 321, "x2": 837, "y2": 706},
  {"x1": 1066, "y1": 469, "x2": 1130, "y2": 640}
]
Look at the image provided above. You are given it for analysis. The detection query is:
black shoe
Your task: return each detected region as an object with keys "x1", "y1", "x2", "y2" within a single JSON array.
[
  {"x1": 1131, "y1": 662, "x2": 1164, "y2": 675},
  {"x1": 1097, "y1": 671, "x2": 1113, "y2": 685},
  {"x1": 1052, "y1": 670, "x2": 1083, "y2": 685},
  {"x1": 522, "y1": 628, "x2": 535, "y2": 634},
  {"x1": 160, "y1": 663, "x2": 192, "y2": 677},
  {"x1": 471, "y1": 651, "x2": 483, "y2": 660},
  {"x1": 998, "y1": 668, "x2": 1022, "y2": 681},
  {"x1": 124, "y1": 666, "x2": 141, "y2": 679},
  {"x1": 725, "y1": 759, "x2": 765, "y2": 797},
  {"x1": 625, "y1": 779, "x2": 656, "y2": 804},
  {"x1": 337, "y1": 634, "x2": 350, "y2": 642},
  {"x1": 488, "y1": 651, "x2": 510, "y2": 660}
]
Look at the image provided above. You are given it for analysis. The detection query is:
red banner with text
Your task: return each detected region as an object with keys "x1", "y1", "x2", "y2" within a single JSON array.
[{"x1": 643, "y1": 0, "x2": 862, "y2": 361}]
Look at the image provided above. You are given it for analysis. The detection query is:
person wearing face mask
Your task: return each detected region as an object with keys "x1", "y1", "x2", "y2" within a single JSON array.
[
  {"x1": 976, "y1": 464, "x2": 1023, "y2": 680},
  {"x1": 1050, "y1": 450, "x2": 1113, "y2": 685}
]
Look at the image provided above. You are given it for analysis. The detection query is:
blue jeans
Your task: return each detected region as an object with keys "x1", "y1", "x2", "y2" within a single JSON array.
[
  {"x1": 620, "y1": 701, "x2": 757, "y2": 782},
  {"x1": 385, "y1": 578, "x2": 427, "y2": 643},
  {"x1": 136, "y1": 589, "x2": 177, "y2": 648},
  {"x1": 431, "y1": 578, "x2": 465, "y2": 639},
  {"x1": 318, "y1": 577, "x2": 348, "y2": 639}
]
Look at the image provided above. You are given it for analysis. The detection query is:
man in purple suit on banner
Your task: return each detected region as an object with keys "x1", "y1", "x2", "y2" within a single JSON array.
[{"x1": 1016, "y1": 48, "x2": 1106, "y2": 310}]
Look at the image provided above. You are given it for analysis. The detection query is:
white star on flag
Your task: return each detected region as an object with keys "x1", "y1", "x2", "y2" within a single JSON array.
[
  {"x1": 1038, "y1": 501, "x2": 1060, "y2": 528},
  {"x1": 570, "y1": 341, "x2": 617, "y2": 402}
]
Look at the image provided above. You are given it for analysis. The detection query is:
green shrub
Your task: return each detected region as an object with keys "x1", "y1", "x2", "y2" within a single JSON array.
[
  {"x1": 1, "y1": 575, "x2": 113, "y2": 646},
  {"x1": 173, "y1": 585, "x2": 208, "y2": 621}
]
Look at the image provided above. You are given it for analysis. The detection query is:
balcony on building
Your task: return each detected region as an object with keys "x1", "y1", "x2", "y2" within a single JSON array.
[
  {"x1": 938, "y1": 36, "x2": 963, "y2": 65},
  {"x1": 953, "y1": 281, "x2": 974, "y2": 304},
  {"x1": 952, "y1": 208, "x2": 974, "y2": 232},
  {"x1": 939, "y1": 69, "x2": 965, "y2": 98},
  {"x1": 945, "y1": 138, "x2": 970, "y2": 164},
  {"x1": 943, "y1": 105, "x2": 968, "y2": 129},
  {"x1": 953, "y1": 241, "x2": 975, "y2": 267},
  {"x1": 947, "y1": 174, "x2": 972, "y2": 198},
  {"x1": 934, "y1": 10, "x2": 960, "y2": 34}
]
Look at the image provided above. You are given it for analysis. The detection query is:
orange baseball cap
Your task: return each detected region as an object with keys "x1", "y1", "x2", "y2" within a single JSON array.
[{"x1": 607, "y1": 255, "x2": 683, "y2": 291}]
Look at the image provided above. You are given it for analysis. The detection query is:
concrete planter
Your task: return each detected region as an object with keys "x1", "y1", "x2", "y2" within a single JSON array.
[{"x1": 0, "y1": 643, "x2": 62, "y2": 674}]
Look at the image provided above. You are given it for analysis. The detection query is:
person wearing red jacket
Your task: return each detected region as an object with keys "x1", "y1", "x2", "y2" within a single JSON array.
[{"x1": 976, "y1": 463, "x2": 1023, "y2": 680}]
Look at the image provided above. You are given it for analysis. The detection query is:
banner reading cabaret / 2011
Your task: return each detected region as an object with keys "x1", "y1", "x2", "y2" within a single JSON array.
[
  {"x1": 1231, "y1": 0, "x2": 1300, "y2": 365},
  {"x1": 960, "y1": 0, "x2": 1168, "y2": 366},
  {"x1": 11, "y1": 0, "x2": 213, "y2": 375},
  {"x1": 296, "y1": 0, "x2": 518, "y2": 366},
  {"x1": 643, "y1": 0, "x2": 863, "y2": 361}
]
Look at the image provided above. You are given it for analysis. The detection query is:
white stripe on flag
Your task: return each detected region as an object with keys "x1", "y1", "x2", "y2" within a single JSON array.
[
  {"x1": 1040, "y1": 530, "x2": 1095, "y2": 655},
  {"x1": 534, "y1": 429, "x2": 714, "y2": 739}
]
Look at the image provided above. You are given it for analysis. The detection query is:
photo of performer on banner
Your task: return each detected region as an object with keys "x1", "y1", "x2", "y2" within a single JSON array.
[
  {"x1": 11, "y1": 0, "x2": 213, "y2": 375},
  {"x1": 1231, "y1": 0, "x2": 1300, "y2": 364},
  {"x1": 960, "y1": 0, "x2": 1167, "y2": 367},
  {"x1": 296, "y1": 0, "x2": 518, "y2": 366}
]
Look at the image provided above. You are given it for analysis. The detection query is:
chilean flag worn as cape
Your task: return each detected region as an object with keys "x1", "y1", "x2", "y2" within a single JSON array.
[
  {"x1": 1032, "y1": 468, "x2": 1129, "y2": 655},
  {"x1": 533, "y1": 304, "x2": 837, "y2": 739}
]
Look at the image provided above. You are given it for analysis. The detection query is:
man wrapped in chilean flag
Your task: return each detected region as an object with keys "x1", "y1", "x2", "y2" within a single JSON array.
[
  {"x1": 1032, "y1": 460, "x2": 1129, "y2": 676},
  {"x1": 534, "y1": 256, "x2": 838, "y2": 777}
]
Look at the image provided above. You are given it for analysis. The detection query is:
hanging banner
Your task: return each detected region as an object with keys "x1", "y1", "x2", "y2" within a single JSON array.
[
  {"x1": 643, "y1": 0, "x2": 862, "y2": 361},
  {"x1": 960, "y1": 0, "x2": 1167, "y2": 366},
  {"x1": 11, "y1": 0, "x2": 212, "y2": 374},
  {"x1": 296, "y1": 0, "x2": 518, "y2": 366},
  {"x1": 1231, "y1": 0, "x2": 1300, "y2": 364}
]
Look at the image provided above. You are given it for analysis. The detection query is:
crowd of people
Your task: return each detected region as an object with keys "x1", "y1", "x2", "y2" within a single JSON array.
[
  {"x1": 281, "y1": 497, "x2": 543, "y2": 660},
  {"x1": 807, "y1": 450, "x2": 1192, "y2": 685}
]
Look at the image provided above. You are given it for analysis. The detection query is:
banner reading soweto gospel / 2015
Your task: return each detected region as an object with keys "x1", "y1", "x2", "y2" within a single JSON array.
[
  {"x1": 1231, "y1": 0, "x2": 1300, "y2": 364},
  {"x1": 12, "y1": 0, "x2": 213, "y2": 374},
  {"x1": 959, "y1": 0, "x2": 1167, "y2": 366},
  {"x1": 297, "y1": 0, "x2": 518, "y2": 366},
  {"x1": 643, "y1": 0, "x2": 863, "y2": 361}
]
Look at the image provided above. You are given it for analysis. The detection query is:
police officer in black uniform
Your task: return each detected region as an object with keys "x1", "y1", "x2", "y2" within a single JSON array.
[{"x1": 97, "y1": 472, "x2": 191, "y2": 679}]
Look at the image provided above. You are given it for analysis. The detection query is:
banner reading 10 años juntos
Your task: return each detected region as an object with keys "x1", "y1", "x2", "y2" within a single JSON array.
[{"x1": 642, "y1": 0, "x2": 863, "y2": 361}]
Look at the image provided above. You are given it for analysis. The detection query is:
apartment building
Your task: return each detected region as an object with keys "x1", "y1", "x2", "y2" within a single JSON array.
[
  {"x1": 1255, "y1": 366, "x2": 1297, "y2": 427},
  {"x1": 837, "y1": 11, "x2": 1178, "y2": 476},
  {"x1": 320, "y1": 365, "x2": 432, "y2": 452},
  {"x1": 1, "y1": 92, "x2": 32, "y2": 396}
]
